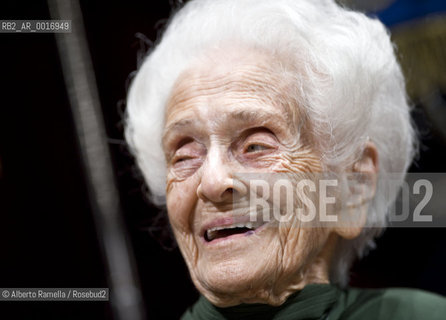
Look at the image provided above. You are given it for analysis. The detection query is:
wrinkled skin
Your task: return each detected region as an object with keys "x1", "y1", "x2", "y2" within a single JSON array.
[{"x1": 162, "y1": 47, "x2": 376, "y2": 307}]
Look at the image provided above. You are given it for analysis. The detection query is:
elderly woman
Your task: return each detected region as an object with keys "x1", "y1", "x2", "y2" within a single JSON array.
[{"x1": 125, "y1": 0, "x2": 446, "y2": 318}]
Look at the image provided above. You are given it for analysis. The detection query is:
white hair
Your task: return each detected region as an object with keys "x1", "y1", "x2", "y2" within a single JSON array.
[{"x1": 125, "y1": 0, "x2": 416, "y2": 286}]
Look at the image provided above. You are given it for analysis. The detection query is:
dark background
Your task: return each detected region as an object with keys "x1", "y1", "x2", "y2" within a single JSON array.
[{"x1": 0, "y1": 1, "x2": 445, "y2": 319}]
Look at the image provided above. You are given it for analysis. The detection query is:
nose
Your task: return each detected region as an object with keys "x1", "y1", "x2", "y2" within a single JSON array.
[{"x1": 197, "y1": 146, "x2": 246, "y2": 203}]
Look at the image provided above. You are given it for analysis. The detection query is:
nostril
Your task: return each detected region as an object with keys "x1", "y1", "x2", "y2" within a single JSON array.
[
  {"x1": 197, "y1": 176, "x2": 246, "y2": 203},
  {"x1": 221, "y1": 187, "x2": 235, "y2": 200}
]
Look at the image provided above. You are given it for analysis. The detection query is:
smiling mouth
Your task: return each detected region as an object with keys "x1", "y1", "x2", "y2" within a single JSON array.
[{"x1": 204, "y1": 222, "x2": 265, "y2": 242}]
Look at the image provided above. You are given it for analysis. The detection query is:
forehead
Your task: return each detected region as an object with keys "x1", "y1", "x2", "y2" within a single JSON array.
[{"x1": 164, "y1": 47, "x2": 300, "y2": 131}]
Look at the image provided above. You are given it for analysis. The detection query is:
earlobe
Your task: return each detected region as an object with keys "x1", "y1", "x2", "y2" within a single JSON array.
[
  {"x1": 335, "y1": 141, "x2": 379, "y2": 240},
  {"x1": 350, "y1": 141, "x2": 379, "y2": 205}
]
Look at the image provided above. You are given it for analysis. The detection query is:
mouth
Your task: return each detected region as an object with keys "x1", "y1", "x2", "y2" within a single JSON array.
[{"x1": 204, "y1": 221, "x2": 266, "y2": 242}]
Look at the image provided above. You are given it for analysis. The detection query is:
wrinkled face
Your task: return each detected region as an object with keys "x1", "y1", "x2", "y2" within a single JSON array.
[{"x1": 162, "y1": 48, "x2": 334, "y2": 307}]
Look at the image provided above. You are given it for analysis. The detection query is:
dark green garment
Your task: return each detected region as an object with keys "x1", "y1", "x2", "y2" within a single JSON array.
[{"x1": 181, "y1": 284, "x2": 446, "y2": 320}]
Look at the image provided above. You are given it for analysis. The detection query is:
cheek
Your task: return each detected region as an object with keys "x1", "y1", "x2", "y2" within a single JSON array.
[
  {"x1": 274, "y1": 147, "x2": 322, "y2": 173},
  {"x1": 265, "y1": 147, "x2": 323, "y2": 238},
  {"x1": 166, "y1": 174, "x2": 200, "y2": 233},
  {"x1": 282, "y1": 226, "x2": 329, "y2": 273}
]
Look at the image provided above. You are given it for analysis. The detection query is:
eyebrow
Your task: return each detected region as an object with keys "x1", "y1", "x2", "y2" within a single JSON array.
[
  {"x1": 162, "y1": 108, "x2": 288, "y2": 146},
  {"x1": 162, "y1": 118, "x2": 196, "y2": 148},
  {"x1": 223, "y1": 109, "x2": 285, "y2": 125}
]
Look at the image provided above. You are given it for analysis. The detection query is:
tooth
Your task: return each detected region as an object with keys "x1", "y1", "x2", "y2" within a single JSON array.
[
  {"x1": 206, "y1": 221, "x2": 267, "y2": 241},
  {"x1": 208, "y1": 222, "x2": 258, "y2": 234},
  {"x1": 206, "y1": 229, "x2": 216, "y2": 241}
]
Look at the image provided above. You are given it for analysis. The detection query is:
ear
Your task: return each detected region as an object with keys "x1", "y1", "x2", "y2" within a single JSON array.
[{"x1": 335, "y1": 141, "x2": 379, "y2": 240}]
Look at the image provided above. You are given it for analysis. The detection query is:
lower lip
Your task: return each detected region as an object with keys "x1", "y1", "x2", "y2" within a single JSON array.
[{"x1": 202, "y1": 222, "x2": 268, "y2": 246}]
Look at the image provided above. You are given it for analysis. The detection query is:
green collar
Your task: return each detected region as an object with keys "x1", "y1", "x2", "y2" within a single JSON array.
[{"x1": 182, "y1": 284, "x2": 341, "y2": 320}]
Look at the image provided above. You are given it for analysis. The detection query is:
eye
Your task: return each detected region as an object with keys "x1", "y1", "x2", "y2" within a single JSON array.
[
  {"x1": 245, "y1": 144, "x2": 269, "y2": 153},
  {"x1": 170, "y1": 140, "x2": 206, "y2": 170},
  {"x1": 173, "y1": 156, "x2": 188, "y2": 164},
  {"x1": 169, "y1": 138, "x2": 195, "y2": 164},
  {"x1": 172, "y1": 152, "x2": 195, "y2": 165}
]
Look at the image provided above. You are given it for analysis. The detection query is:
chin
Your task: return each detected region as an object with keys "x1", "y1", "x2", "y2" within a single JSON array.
[{"x1": 192, "y1": 254, "x2": 283, "y2": 306}]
